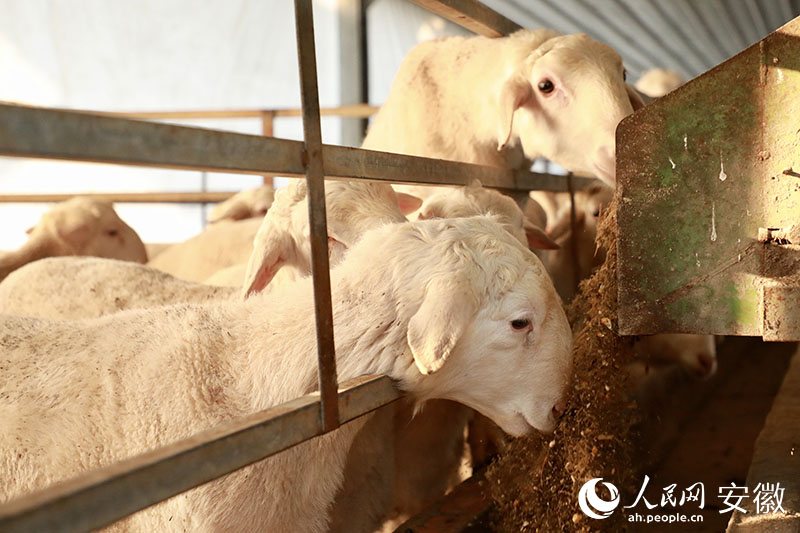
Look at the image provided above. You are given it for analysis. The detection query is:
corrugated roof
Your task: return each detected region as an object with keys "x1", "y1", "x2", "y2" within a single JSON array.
[{"x1": 484, "y1": 0, "x2": 800, "y2": 80}]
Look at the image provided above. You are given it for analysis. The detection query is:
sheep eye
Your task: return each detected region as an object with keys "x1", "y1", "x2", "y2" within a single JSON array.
[
  {"x1": 623, "y1": 69, "x2": 627, "y2": 81},
  {"x1": 593, "y1": 208, "x2": 601, "y2": 217},
  {"x1": 107, "y1": 229, "x2": 119, "y2": 237},
  {"x1": 537, "y1": 79, "x2": 554, "y2": 94},
  {"x1": 511, "y1": 318, "x2": 531, "y2": 330}
]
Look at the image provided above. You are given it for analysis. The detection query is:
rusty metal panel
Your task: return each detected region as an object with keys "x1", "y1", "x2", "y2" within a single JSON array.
[
  {"x1": 763, "y1": 285, "x2": 800, "y2": 341},
  {"x1": 617, "y1": 17, "x2": 800, "y2": 339}
]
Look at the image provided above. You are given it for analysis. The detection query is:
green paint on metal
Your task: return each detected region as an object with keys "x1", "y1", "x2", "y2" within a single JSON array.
[
  {"x1": 618, "y1": 18, "x2": 800, "y2": 337},
  {"x1": 720, "y1": 281, "x2": 760, "y2": 329},
  {"x1": 666, "y1": 297, "x2": 696, "y2": 324},
  {"x1": 657, "y1": 163, "x2": 676, "y2": 187}
]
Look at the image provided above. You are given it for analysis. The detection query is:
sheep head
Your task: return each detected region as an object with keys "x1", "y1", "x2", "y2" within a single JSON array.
[
  {"x1": 415, "y1": 180, "x2": 558, "y2": 251},
  {"x1": 340, "y1": 215, "x2": 573, "y2": 436},
  {"x1": 28, "y1": 197, "x2": 147, "y2": 263},
  {"x1": 242, "y1": 180, "x2": 416, "y2": 298},
  {"x1": 497, "y1": 32, "x2": 645, "y2": 186}
]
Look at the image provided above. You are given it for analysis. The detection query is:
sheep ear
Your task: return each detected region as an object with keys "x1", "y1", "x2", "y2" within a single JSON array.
[
  {"x1": 241, "y1": 224, "x2": 292, "y2": 298},
  {"x1": 396, "y1": 193, "x2": 423, "y2": 215},
  {"x1": 524, "y1": 220, "x2": 559, "y2": 250},
  {"x1": 625, "y1": 83, "x2": 646, "y2": 111},
  {"x1": 407, "y1": 277, "x2": 477, "y2": 375},
  {"x1": 208, "y1": 201, "x2": 248, "y2": 224},
  {"x1": 496, "y1": 76, "x2": 532, "y2": 151}
]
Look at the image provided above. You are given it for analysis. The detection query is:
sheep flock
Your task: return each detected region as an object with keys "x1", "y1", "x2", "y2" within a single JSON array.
[{"x1": 0, "y1": 27, "x2": 720, "y2": 532}]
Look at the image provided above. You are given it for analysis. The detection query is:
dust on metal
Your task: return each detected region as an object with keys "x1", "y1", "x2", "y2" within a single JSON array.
[
  {"x1": 763, "y1": 286, "x2": 800, "y2": 341},
  {"x1": 617, "y1": 16, "x2": 800, "y2": 340}
]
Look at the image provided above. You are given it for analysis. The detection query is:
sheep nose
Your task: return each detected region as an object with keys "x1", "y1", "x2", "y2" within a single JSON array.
[
  {"x1": 552, "y1": 399, "x2": 566, "y2": 418},
  {"x1": 695, "y1": 352, "x2": 717, "y2": 378}
]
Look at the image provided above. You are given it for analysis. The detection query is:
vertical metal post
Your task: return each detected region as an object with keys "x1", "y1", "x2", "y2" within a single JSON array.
[
  {"x1": 294, "y1": 0, "x2": 340, "y2": 432},
  {"x1": 200, "y1": 171, "x2": 209, "y2": 228},
  {"x1": 359, "y1": 0, "x2": 370, "y2": 138},
  {"x1": 260, "y1": 111, "x2": 275, "y2": 186},
  {"x1": 566, "y1": 172, "x2": 581, "y2": 293}
]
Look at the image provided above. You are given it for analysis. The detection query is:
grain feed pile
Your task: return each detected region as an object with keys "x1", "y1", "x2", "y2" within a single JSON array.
[{"x1": 487, "y1": 199, "x2": 640, "y2": 531}]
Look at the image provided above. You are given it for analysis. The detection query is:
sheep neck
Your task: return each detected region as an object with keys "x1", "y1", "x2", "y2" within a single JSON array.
[
  {"x1": 0, "y1": 236, "x2": 56, "y2": 282},
  {"x1": 237, "y1": 271, "x2": 418, "y2": 413}
]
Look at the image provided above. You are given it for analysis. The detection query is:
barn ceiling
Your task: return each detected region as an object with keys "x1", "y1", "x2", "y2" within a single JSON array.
[{"x1": 482, "y1": 0, "x2": 800, "y2": 80}]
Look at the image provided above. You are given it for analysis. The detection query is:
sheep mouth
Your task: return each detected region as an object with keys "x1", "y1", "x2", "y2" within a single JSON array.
[
  {"x1": 592, "y1": 163, "x2": 616, "y2": 185},
  {"x1": 522, "y1": 409, "x2": 556, "y2": 435},
  {"x1": 497, "y1": 411, "x2": 539, "y2": 437}
]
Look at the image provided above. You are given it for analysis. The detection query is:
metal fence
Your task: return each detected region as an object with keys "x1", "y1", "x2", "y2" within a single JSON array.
[
  {"x1": 0, "y1": 103, "x2": 380, "y2": 205},
  {"x1": 0, "y1": 1, "x2": 592, "y2": 531}
]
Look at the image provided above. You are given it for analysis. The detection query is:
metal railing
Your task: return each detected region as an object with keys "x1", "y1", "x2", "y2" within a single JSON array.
[
  {"x1": 0, "y1": 103, "x2": 380, "y2": 205},
  {"x1": 0, "y1": 1, "x2": 588, "y2": 530}
]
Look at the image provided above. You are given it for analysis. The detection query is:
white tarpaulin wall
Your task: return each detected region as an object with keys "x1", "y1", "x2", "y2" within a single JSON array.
[
  {"x1": 0, "y1": 0, "x2": 350, "y2": 248},
  {"x1": 2, "y1": 0, "x2": 796, "y2": 249},
  {"x1": 0, "y1": 0, "x2": 468, "y2": 249}
]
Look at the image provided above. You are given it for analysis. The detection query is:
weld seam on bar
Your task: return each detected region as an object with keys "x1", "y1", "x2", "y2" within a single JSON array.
[
  {"x1": 294, "y1": 0, "x2": 340, "y2": 433},
  {"x1": 0, "y1": 376, "x2": 400, "y2": 533}
]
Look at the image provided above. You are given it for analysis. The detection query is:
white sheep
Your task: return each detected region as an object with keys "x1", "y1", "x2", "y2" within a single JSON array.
[
  {"x1": 203, "y1": 263, "x2": 248, "y2": 287},
  {"x1": 207, "y1": 184, "x2": 275, "y2": 224},
  {"x1": 362, "y1": 29, "x2": 644, "y2": 193},
  {"x1": 0, "y1": 197, "x2": 147, "y2": 282},
  {"x1": 143, "y1": 242, "x2": 173, "y2": 261},
  {"x1": 635, "y1": 68, "x2": 685, "y2": 98},
  {"x1": 204, "y1": 177, "x2": 418, "y2": 291},
  {"x1": 0, "y1": 180, "x2": 413, "y2": 321},
  {"x1": 0, "y1": 179, "x2": 418, "y2": 531},
  {"x1": 531, "y1": 182, "x2": 615, "y2": 302},
  {"x1": 633, "y1": 333, "x2": 718, "y2": 380},
  {"x1": 0, "y1": 257, "x2": 234, "y2": 319},
  {"x1": 412, "y1": 181, "x2": 564, "y2": 477},
  {"x1": 415, "y1": 180, "x2": 558, "y2": 251},
  {"x1": 146, "y1": 217, "x2": 263, "y2": 283},
  {"x1": 0, "y1": 215, "x2": 573, "y2": 533},
  {"x1": 0, "y1": 179, "x2": 486, "y2": 530},
  {"x1": 241, "y1": 179, "x2": 419, "y2": 296}
]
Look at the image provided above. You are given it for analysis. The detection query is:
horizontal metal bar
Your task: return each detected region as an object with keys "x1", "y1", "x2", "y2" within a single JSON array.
[
  {"x1": 90, "y1": 103, "x2": 379, "y2": 120},
  {"x1": 0, "y1": 103, "x2": 306, "y2": 175},
  {"x1": 323, "y1": 145, "x2": 596, "y2": 191},
  {"x1": 0, "y1": 103, "x2": 590, "y2": 192},
  {"x1": 0, "y1": 192, "x2": 236, "y2": 204},
  {"x1": 393, "y1": 470, "x2": 491, "y2": 532},
  {"x1": 409, "y1": 0, "x2": 522, "y2": 37},
  {"x1": 0, "y1": 375, "x2": 401, "y2": 533}
]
